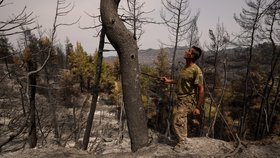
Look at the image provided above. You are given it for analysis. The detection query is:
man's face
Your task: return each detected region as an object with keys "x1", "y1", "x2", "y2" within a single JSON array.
[{"x1": 184, "y1": 48, "x2": 194, "y2": 59}]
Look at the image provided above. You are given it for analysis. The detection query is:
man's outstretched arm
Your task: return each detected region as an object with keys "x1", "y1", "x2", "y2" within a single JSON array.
[{"x1": 160, "y1": 77, "x2": 176, "y2": 84}]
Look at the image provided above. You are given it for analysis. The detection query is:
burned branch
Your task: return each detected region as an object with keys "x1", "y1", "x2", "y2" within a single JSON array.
[{"x1": 0, "y1": 6, "x2": 37, "y2": 36}]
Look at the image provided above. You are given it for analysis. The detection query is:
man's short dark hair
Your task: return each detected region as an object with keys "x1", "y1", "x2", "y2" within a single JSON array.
[{"x1": 192, "y1": 46, "x2": 202, "y2": 62}]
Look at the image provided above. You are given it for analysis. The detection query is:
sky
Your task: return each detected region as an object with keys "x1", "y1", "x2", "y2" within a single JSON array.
[{"x1": 1, "y1": 0, "x2": 246, "y2": 56}]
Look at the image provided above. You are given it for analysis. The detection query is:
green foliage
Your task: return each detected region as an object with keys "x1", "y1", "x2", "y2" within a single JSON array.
[
  {"x1": 140, "y1": 47, "x2": 171, "y2": 106},
  {"x1": 112, "y1": 57, "x2": 120, "y2": 80},
  {"x1": 38, "y1": 36, "x2": 62, "y2": 70},
  {"x1": 69, "y1": 42, "x2": 91, "y2": 76},
  {"x1": 0, "y1": 36, "x2": 13, "y2": 64},
  {"x1": 65, "y1": 37, "x2": 73, "y2": 69},
  {"x1": 139, "y1": 65, "x2": 155, "y2": 95},
  {"x1": 152, "y1": 48, "x2": 170, "y2": 98},
  {"x1": 154, "y1": 47, "x2": 170, "y2": 77},
  {"x1": 139, "y1": 48, "x2": 171, "y2": 132},
  {"x1": 68, "y1": 42, "x2": 93, "y2": 91},
  {"x1": 59, "y1": 70, "x2": 80, "y2": 107},
  {"x1": 91, "y1": 50, "x2": 116, "y2": 94},
  {"x1": 100, "y1": 61, "x2": 115, "y2": 94},
  {"x1": 109, "y1": 58, "x2": 122, "y2": 104},
  {"x1": 68, "y1": 44, "x2": 116, "y2": 93}
]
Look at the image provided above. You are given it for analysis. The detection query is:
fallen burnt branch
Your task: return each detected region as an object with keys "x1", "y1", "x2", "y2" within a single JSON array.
[
  {"x1": 0, "y1": 115, "x2": 28, "y2": 151},
  {"x1": 223, "y1": 133, "x2": 243, "y2": 158}
]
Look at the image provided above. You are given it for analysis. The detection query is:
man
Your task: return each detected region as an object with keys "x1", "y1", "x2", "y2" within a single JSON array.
[{"x1": 161, "y1": 46, "x2": 204, "y2": 152}]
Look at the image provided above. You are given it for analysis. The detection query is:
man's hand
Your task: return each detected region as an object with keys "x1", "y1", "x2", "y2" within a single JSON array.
[
  {"x1": 193, "y1": 107, "x2": 200, "y2": 115},
  {"x1": 160, "y1": 77, "x2": 167, "y2": 83}
]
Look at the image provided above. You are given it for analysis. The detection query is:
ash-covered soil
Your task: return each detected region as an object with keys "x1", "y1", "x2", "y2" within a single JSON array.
[
  {"x1": 1, "y1": 95, "x2": 279, "y2": 158},
  {"x1": 1, "y1": 135, "x2": 280, "y2": 158}
]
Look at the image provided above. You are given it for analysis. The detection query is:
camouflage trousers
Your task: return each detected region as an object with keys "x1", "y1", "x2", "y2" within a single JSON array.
[{"x1": 172, "y1": 97, "x2": 198, "y2": 146}]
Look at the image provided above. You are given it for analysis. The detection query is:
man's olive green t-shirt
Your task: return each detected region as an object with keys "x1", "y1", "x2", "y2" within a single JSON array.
[{"x1": 176, "y1": 64, "x2": 203, "y2": 99}]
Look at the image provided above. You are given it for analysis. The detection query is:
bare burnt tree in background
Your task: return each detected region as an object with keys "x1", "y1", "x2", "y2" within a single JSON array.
[
  {"x1": 232, "y1": 0, "x2": 280, "y2": 140},
  {"x1": 205, "y1": 20, "x2": 230, "y2": 138},
  {"x1": 121, "y1": 0, "x2": 156, "y2": 41},
  {"x1": 0, "y1": 0, "x2": 78, "y2": 149},
  {"x1": 234, "y1": 0, "x2": 265, "y2": 139},
  {"x1": 255, "y1": 0, "x2": 280, "y2": 140},
  {"x1": 186, "y1": 12, "x2": 200, "y2": 48},
  {"x1": 0, "y1": 1, "x2": 37, "y2": 37}
]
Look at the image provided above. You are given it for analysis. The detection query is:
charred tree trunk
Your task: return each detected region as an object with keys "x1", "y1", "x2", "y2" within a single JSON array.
[
  {"x1": 82, "y1": 28, "x2": 105, "y2": 150},
  {"x1": 100, "y1": 0, "x2": 148, "y2": 152},
  {"x1": 43, "y1": 66, "x2": 60, "y2": 143},
  {"x1": 79, "y1": 75, "x2": 84, "y2": 93},
  {"x1": 28, "y1": 61, "x2": 37, "y2": 148},
  {"x1": 4, "y1": 59, "x2": 11, "y2": 79}
]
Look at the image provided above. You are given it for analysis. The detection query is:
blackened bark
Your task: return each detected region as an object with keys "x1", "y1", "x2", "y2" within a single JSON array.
[
  {"x1": 100, "y1": 0, "x2": 148, "y2": 152},
  {"x1": 28, "y1": 61, "x2": 37, "y2": 148},
  {"x1": 4, "y1": 59, "x2": 11, "y2": 78},
  {"x1": 82, "y1": 28, "x2": 105, "y2": 150},
  {"x1": 79, "y1": 75, "x2": 84, "y2": 93},
  {"x1": 43, "y1": 66, "x2": 60, "y2": 142}
]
